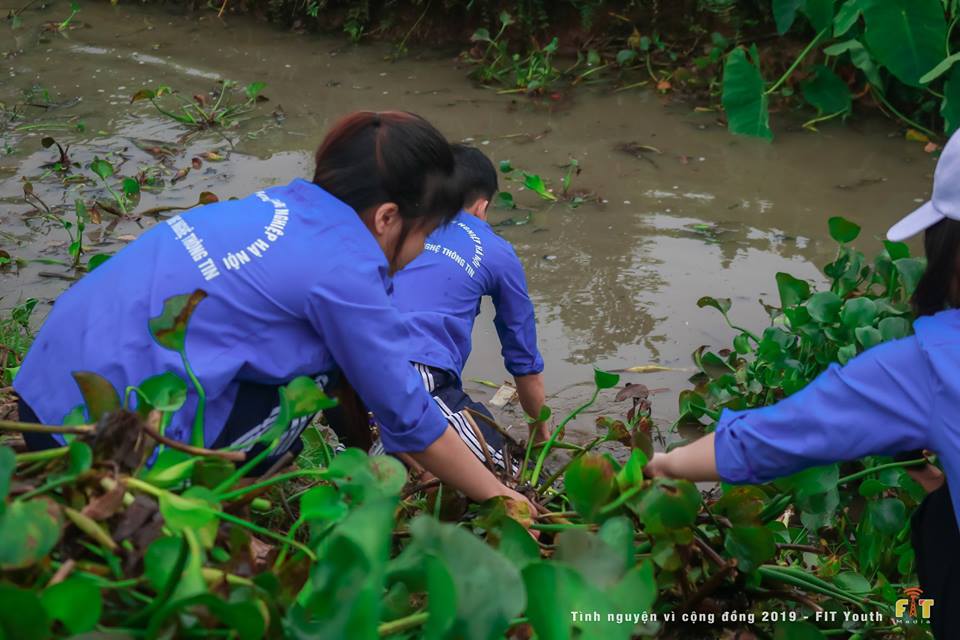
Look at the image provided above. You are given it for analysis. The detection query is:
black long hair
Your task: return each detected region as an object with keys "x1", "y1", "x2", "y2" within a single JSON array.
[
  {"x1": 312, "y1": 111, "x2": 463, "y2": 260},
  {"x1": 913, "y1": 218, "x2": 960, "y2": 317}
]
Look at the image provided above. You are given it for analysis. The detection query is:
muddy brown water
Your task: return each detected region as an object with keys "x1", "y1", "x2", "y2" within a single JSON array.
[{"x1": 0, "y1": 2, "x2": 937, "y2": 448}]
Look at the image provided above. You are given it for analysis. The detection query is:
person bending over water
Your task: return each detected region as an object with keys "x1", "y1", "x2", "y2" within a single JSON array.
[
  {"x1": 378, "y1": 144, "x2": 547, "y2": 470},
  {"x1": 645, "y1": 131, "x2": 960, "y2": 639},
  {"x1": 14, "y1": 111, "x2": 532, "y2": 509}
]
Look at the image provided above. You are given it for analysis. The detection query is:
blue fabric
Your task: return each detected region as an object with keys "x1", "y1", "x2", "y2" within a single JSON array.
[
  {"x1": 714, "y1": 308, "x2": 960, "y2": 528},
  {"x1": 391, "y1": 211, "x2": 543, "y2": 378},
  {"x1": 14, "y1": 179, "x2": 447, "y2": 453}
]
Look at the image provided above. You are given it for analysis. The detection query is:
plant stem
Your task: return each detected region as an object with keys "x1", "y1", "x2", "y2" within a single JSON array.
[
  {"x1": 871, "y1": 86, "x2": 939, "y2": 139},
  {"x1": 536, "y1": 436, "x2": 604, "y2": 497},
  {"x1": 213, "y1": 438, "x2": 278, "y2": 494},
  {"x1": 530, "y1": 388, "x2": 600, "y2": 487},
  {"x1": 0, "y1": 419, "x2": 92, "y2": 435},
  {"x1": 217, "y1": 468, "x2": 328, "y2": 501},
  {"x1": 378, "y1": 611, "x2": 429, "y2": 637},
  {"x1": 598, "y1": 483, "x2": 644, "y2": 515},
  {"x1": 530, "y1": 522, "x2": 596, "y2": 532},
  {"x1": 765, "y1": 28, "x2": 828, "y2": 96},
  {"x1": 837, "y1": 458, "x2": 927, "y2": 485},
  {"x1": 180, "y1": 350, "x2": 206, "y2": 449},
  {"x1": 15, "y1": 447, "x2": 69, "y2": 464}
]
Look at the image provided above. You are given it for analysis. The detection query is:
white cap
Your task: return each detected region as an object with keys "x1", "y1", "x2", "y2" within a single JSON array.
[{"x1": 887, "y1": 131, "x2": 960, "y2": 242}]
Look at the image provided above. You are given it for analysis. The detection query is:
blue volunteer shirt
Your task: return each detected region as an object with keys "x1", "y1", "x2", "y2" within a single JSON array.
[
  {"x1": 714, "y1": 308, "x2": 960, "y2": 529},
  {"x1": 391, "y1": 211, "x2": 543, "y2": 379},
  {"x1": 15, "y1": 179, "x2": 447, "y2": 453}
]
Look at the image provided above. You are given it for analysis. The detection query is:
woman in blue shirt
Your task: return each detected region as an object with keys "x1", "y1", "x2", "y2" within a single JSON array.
[
  {"x1": 646, "y1": 132, "x2": 960, "y2": 638},
  {"x1": 14, "y1": 111, "x2": 533, "y2": 508}
]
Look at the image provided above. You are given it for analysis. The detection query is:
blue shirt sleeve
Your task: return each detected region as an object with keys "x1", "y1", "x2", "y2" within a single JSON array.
[
  {"x1": 491, "y1": 246, "x2": 544, "y2": 377},
  {"x1": 304, "y1": 258, "x2": 448, "y2": 453},
  {"x1": 714, "y1": 335, "x2": 932, "y2": 484}
]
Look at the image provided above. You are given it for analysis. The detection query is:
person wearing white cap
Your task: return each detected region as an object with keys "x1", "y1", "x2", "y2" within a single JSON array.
[{"x1": 645, "y1": 132, "x2": 960, "y2": 637}]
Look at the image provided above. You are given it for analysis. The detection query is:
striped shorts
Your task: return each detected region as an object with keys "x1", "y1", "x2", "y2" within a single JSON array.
[{"x1": 371, "y1": 363, "x2": 517, "y2": 473}]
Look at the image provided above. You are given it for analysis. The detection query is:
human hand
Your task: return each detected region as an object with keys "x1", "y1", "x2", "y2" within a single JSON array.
[
  {"x1": 528, "y1": 421, "x2": 550, "y2": 445},
  {"x1": 643, "y1": 452, "x2": 670, "y2": 478},
  {"x1": 907, "y1": 464, "x2": 945, "y2": 493}
]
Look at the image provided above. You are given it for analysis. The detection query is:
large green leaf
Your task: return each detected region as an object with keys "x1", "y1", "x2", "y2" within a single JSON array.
[
  {"x1": 724, "y1": 526, "x2": 777, "y2": 573},
  {"x1": 776, "y1": 464, "x2": 839, "y2": 498},
  {"x1": 773, "y1": 0, "x2": 804, "y2": 34},
  {"x1": 943, "y1": 64, "x2": 960, "y2": 134},
  {"x1": 0, "y1": 446, "x2": 15, "y2": 501},
  {"x1": 862, "y1": 0, "x2": 947, "y2": 87},
  {"x1": 828, "y1": 216, "x2": 861, "y2": 243},
  {"x1": 775, "y1": 272, "x2": 811, "y2": 308},
  {"x1": 629, "y1": 478, "x2": 701, "y2": 534},
  {"x1": 41, "y1": 577, "x2": 102, "y2": 634},
  {"x1": 403, "y1": 516, "x2": 525, "y2": 640},
  {"x1": 841, "y1": 297, "x2": 877, "y2": 328},
  {"x1": 0, "y1": 498, "x2": 63, "y2": 569},
  {"x1": 0, "y1": 585, "x2": 50, "y2": 640},
  {"x1": 565, "y1": 454, "x2": 616, "y2": 521},
  {"x1": 866, "y1": 498, "x2": 906, "y2": 535},
  {"x1": 802, "y1": 65, "x2": 852, "y2": 116},
  {"x1": 148, "y1": 290, "x2": 208, "y2": 352},
  {"x1": 722, "y1": 47, "x2": 772, "y2": 140},
  {"x1": 136, "y1": 372, "x2": 188, "y2": 414},
  {"x1": 833, "y1": 0, "x2": 863, "y2": 36},
  {"x1": 257, "y1": 376, "x2": 338, "y2": 445},
  {"x1": 806, "y1": 291, "x2": 843, "y2": 323},
  {"x1": 72, "y1": 371, "x2": 121, "y2": 421}
]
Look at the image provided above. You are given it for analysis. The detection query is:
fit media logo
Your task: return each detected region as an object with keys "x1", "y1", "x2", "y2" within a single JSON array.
[{"x1": 895, "y1": 587, "x2": 934, "y2": 621}]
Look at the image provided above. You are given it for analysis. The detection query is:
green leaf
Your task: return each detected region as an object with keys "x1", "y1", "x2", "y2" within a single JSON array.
[
  {"x1": 837, "y1": 343, "x2": 858, "y2": 365},
  {"x1": 71, "y1": 371, "x2": 121, "y2": 421},
  {"x1": 65, "y1": 441, "x2": 92, "y2": 476},
  {"x1": 522, "y1": 172, "x2": 557, "y2": 201},
  {"x1": 943, "y1": 64, "x2": 960, "y2": 135},
  {"x1": 862, "y1": 0, "x2": 947, "y2": 87},
  {"x1": 855, "y1": 326, "x2": 883, "y2": 349},
  {"x1": 772, "y1": 0, "x2": 803, "y2": 34},
  {"x1": 884, "y1": 240, "x2": 911, "y2": 260},
  {"x1": 87, "y1": 253, "x2": 112, "y2": 270},
  {"x1": 159, "y1": 486, "x2": 219, "y2": 547},
  {"x1": 136, "y1": 371, "x2": 188, "y2": 413},
  {"x1": 122, "y1": 177, "x2": 141, "y2": 198},
  {"x1": 630, "y1": 478, "x2": 701, "y2": 535},
  {"x1": 593, "y1": 367, "x2": 620, "y2": 390},
  {"x1": 565, "y1": 454, "x2": 616, "y2": 521},
  {"x1": 858, "y1": 478, "x2": 885, "y2": 497},
  {"x1": 0, "y1": 585, "x2": 50, "y2": 640},
  {"x1": 879, "y1": 316, "x2": 911, "y2": 341},
  {"x1": 775, "y1": 272, "x2": 811, "y2": 308},
  {"x1": 714, "y1": 486, "x2": 766, "y2": 526},
  {"x1": 0, "y1": 446, "x2": 15, "y2": 501},
  {"x1": 75, "y1": 198, "x2": 89, "y2": 223},
  {"x1": 801, "y1": 65, "x2": 852, "y2": 116},
  {"x1": 143, "y1": 449, "x2": 197, "y2": 488},
  {"x1": 498, "y1": 159, "x2": 514, "y2": 174},
  {"x1": 616, "y1": 49, "x2": 638, "y2": 66},
  {"x1": 496, "y1": 517, "x2": 540, "y2": 570},
  {"x1": 806, "y1": 291, "x2": 843, "y2": 323},
  {"x1": 697, "y1": 295, "x2": 732, "y2": 315},
  {"x1": 894, "y1": 258, "x2": 925, "y2": 297},
  {"x1": 867, "y1": 498, "x2": 906, "y2": 535},
  {"x1": 841, "y1": 297, "x2": 877, "y2": 328},
  {"x1": 258, "y1": 376, "x2": 338, "y2": 445},
  {"x1": 615, "y1": 449, "x2": 648, "y2": 492},
  {"x1": 244, "y1": 81, "x2": 266, "y2": 100},
  {"x1": 527, "y1": 405, "x2": 552, "y2": 424},
  {"x1": 130, "y1": 88, "x2": 157, "y2": 102},
  {"x1": 774, "y1": 621, "x2": 827, "y2": 640},
  {"x1": 0, "y1": 498, "x2": 63, "y2": 569},
  {"x1": 88, "y1": 157, "x2": 114, "y2": 180},
  {"x1": 300, "y1": 485, "x2": 348, "y2": 525},
  {"x1": 41, "y1": 577, "x2": 102, "y2": 634},
  {"x1": 406, "y1": 516, "x2": 525, "y2": 640},
  {"x1": 776, "y1": 464, "x2": 839, "y2": 498},
  {"x1": 801, "y1": 0, "x2": 835, "y2": 32},
  {"x1": 493, "y1": 191, "x2": 515, "y2": 209},
  {"x1": 722, "y1": 47, "x2": 772, "y2": 140},
  {"x1": 834, "y1": 571, "x2": 872, "y2": 595},
  {"x1": 724, "y1": 526, "x2": 776, "y2": 573},
  {"x1": 833, "y1": 0, "x2": 862, "y2": 36},
  {"x1": 148, "y1": 289, "x2": 208, "y2": 352},
  {"x1": 828, "y1": 216, "x2": 861, "y2": 243},
  {"x1": 556, "y1": 528, "x2": 629, "y2": 588},
  {"x1": 920, "y1": 52, "x2": 960, "y2": 85}
]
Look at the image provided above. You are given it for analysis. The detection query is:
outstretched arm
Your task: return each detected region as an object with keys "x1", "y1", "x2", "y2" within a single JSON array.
[
  {"x1": 647, "y1": 336, "x2": 933, "y2": 485},
  {"x1": 514, "y1": 373, "x2": 548, "y2": 443}
]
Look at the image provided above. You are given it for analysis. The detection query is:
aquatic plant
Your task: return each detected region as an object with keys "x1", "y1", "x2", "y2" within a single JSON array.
[{"x1": 130, "y1": 81, "x2": 267, "y2": 134}]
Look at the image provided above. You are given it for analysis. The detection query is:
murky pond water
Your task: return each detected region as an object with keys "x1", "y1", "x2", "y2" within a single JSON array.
[{"x1": 1, "y1": 2, "x2": 937, "y2": 444}]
